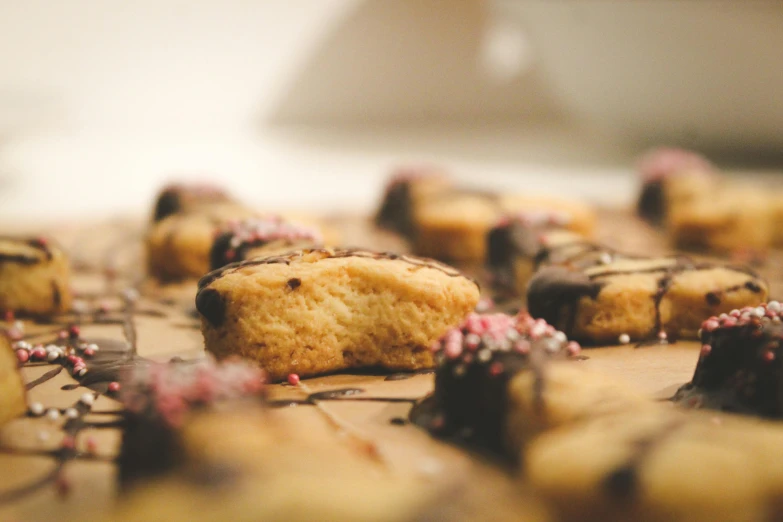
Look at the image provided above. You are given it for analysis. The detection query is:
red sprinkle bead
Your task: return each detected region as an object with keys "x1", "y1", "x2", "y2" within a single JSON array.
[
  {"x1": 85, "y1": 437, "x2": 98, "y2": 454},
  {"x1": 83, "y1": 348, "x2": 96, "y2": 357},
  {"x1": 3, "y1": 310, "x2": 14, "y2": 322},
  {"x1": 67, "y1": 355, "x2": 78, "y2": 365},
  {"x1": 68, "y1": 325, "x2": 80, "y2": 338},
  {"x1": 57, "y1": 330, "x2": 68, "y2": 340},
  {"x1": 287, "y1": 373, "x2": 300, "y2": 386},
  {"x1": 107, "y1": 381, "x2": 121, "y2": 393},
  {"x1": 61, "y1": 435, "x2": 75, "y2": 450},
  {"x1": 15, "y1": 350, "x2": 29, "y2": 364},
  {"x1": 764, "y1": 351, "x2": 776, "y2": 362},
  {"x1": 31, "y1": 348, "x2": 46, "y2": 360},
  {"x1": 489, "y1": 362, "x2": 504, "y2": 377}
]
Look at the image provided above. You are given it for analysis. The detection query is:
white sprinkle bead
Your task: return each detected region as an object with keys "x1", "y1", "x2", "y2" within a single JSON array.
[
  {"x1": 37, "y1": 430, "x2": 50, "y2": 442},
  {"x1": 553, "y1": 331, "x2": 567, "y2": 344},
  {"x1": 45, "y1": 344, "x2": 59, "y2": 353},
  {"x1": 618, "y1": 333, "x2": 631, "y2": 345},
  {"x1": 754, "y1": 307, "x2": 766, "y2": 317},
  {"x1": 64, "y1": 408, "x2": 79, "y2": 419},
  {"x1": 46, "y1": 409, "x2": 61, "y2": 422},
  {"x1": 80, "y1": 393, "x2": 95, "y2": 406},
  {"x1": 13, "y1": 320, "x2": 24, "y2": 331},
  {"x1": 477, "y1": 349, "x2": 492, "y2": 362},
  {"x1": 768, "y1": 301, "x2": 781, "y2": 313},
  {"x1": 47, "y1": 351, "x2": 60, "y2": 362},
  {"x1": 86, "y1": 343, "x2": 99, "y2": 352},
  {"x1": 599, "y1": 253, "x2": 612, "y2": 265},
  {"x1": 77, "y1": 368, "x2": 88, "y2": 377},
  {"x1": 123, "y1": 288, "x2": 140, "y2": 302},
  {"x1": 29, "y1": 402, "x2": 45, "y2": 416}
]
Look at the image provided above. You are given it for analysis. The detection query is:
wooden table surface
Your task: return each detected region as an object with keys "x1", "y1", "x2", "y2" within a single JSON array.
[{"x1": 0, "y1": 208, "x2": 779, "y2": 521}]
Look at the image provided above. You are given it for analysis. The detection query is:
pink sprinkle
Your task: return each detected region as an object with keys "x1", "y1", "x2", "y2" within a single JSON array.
[
  {"x1": 67, "y1": 355, "x2": 78, "y2": 365},
  {"x1": 700, "y1": 344, "x2": 712, "y2": 357},
  {"x1": 83, "y1": 348, "x2": 96, "y2": 357},
  {"x1": 287, "y1": 373, "x2": 300, "y2": 386},
  {"x1": 7, "y1": 328, "x2": 22, "y2": 341},
  {"x1": 514, "y1": 340, "x2": 531, "y2": 354},
  {"x1": 107, "y1": 382, "x2": 121, "y2": 393},
  {"x1": 764, "y1": 351, "x2": 776, "y2": 362},
  {"x1": 730, "y1": 310, "x2": 741, "y2": 318},
  {"x1": 702, "y1": 319, "x2": 720, "y2": 332},
  {"x1": 566, "y1": 341, "x2": 581, "y2": 356},
  {"x1": 488, "y1": 362, "x2": 504, "y2": 377},
  {"x1": 444, "y1": 342, "x2": 462, "y2": 359},
  {"x1": 658, "y1": 331, "x2": 668, "y2": 340},
  {"x1": 61, "y1": 436, "x2": 75, "y2": 450},
  {"x1": 15, "y1": 350, "x2": 29, "y2": 364},
  {"x1": 721, "y1": 317, "x2": 737, "y2": 328},
  {"x1": 68, "y1": 325, "x2": 80, "y2": 338},
  {"x1": 31, "y1": 348, "x2": 46, "y2": 360},
  {"x1": 85, "y1": 437, "x2": 98, "y2": 454},
  {"x1": 57, "y1": 330, "x2": 68, "y2": 340},
  {"x1": 3, "y1": 310, "x2": 14, "y2": 322}
]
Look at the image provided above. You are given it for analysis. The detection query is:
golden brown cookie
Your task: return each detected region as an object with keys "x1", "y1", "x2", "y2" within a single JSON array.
[
  {"x1": 527, "y1": 255, "x2": 768, "y2": 345},
  {"x1": 146, "y1": 204, "x2": 260, "y2": 281},
  {"x1": 374, "y1": 166, "x2": 452, "y2": 238},
  {"x1": 0, "y1": 236, "x2": 72, "y2": 316},
  {"x1": 635, "y1": 147, "x2": 716, "y2": 226},
  {"x1": 414, "y1": 191, "x2": 595, "y2": 262},
  {"x1": 196, "y1": 248, "x2": 480, "y2": 381},
  {"x1": 151, "y1": 183, "x2": 232, "y2": 222}
]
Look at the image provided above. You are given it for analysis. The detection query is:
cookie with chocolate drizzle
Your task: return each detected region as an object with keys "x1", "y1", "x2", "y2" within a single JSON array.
[
  {"x1": 526, "y1": 240, "x2": 768, "y2": 344},
  {"x1": 374, "y1": 166, "x2": 452, "y2": 238},
  {"x1": 196, "y1": 248, "x2": 479, "y2": 381},
  {"x1": 0, "y1": 236, "x2": 72, "y2": 316},
  {"x1": 152, "y1": 183, "x2": 232, "y2": 223},
  {"x1": 0, "y1": 335, "x2": 26, "y2": 426}
]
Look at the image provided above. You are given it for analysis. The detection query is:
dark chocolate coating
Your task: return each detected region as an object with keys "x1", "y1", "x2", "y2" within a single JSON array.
[
  {"x1": 375, "y1": 180, "x2": 415, "y2": 237},
  {"x1": 526, "y1": 266, "x2": 603, "y2": 332},
  {"x1": 152, "y1": 189, "x2": 182, "y2": 222},
  {"x1": 0, "y1": 237, "x2": 53, "y2": 265},
  {"x1": 675, "y1": 321, "x2": 783, "y2": 418},
  {"x1": 637, "y1": 179, "x2": 666, "y2": 226},
  {"x1": 195, "y1": 288, "x2": 226, "y2": 327}
]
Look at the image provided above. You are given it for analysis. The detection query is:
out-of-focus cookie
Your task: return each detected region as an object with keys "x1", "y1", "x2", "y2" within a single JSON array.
[
  {"x1": 118, "y1": 357, "x2": 267, "y2": 488},
  {"x1": 668, "y1": 185, "x2": 774, "y2": 254},
  {"x1": 635, "y1": 147, "x2": 716, "y2": 226},
  {"x1": 374, "y1": 166, "x2": 452, "y2": 238},
  {"x1": 414, "y1": 191, "x2": 596, "y2": 262},
  {"x1": 146, "y1": 204, "x2": 259, "y2": 281},
  {"x1": 0, "y1": 236, "x2": 72, "y2": 316},
  {"x1": 152, "y1": 183, "x2": 232, "y2": 222},
  {"x1": 196, "y1": 248, "x2": 479, "y2": 381},
  {"x1": 674, "y1": 301, "x2": 783, "y2": 418},
  {"x1": 209, "y1": 217, "x2": 323, "y2": 270},
  {"x1": 527, "y1": 255, "x2": 767, "y2": 344},
  {"x1": 0, "y1": 336, "x2": 26, "y2": 427}
]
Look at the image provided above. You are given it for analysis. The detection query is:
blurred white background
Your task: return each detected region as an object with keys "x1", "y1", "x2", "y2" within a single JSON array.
[{"x1": 0, "y1": 0, "x2": 780, "y2": 220}]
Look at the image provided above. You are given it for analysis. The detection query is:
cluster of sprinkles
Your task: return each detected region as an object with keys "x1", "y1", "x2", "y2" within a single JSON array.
[
  {"x1": 0, "y1": 288, "x2": 146, "y2": 501},
  {"x1": 216, "y1": 217, "x2": 323, "y2": 263},
  {"x1": 698, "y1": 301, "x2": 782, "y2": 361},
  {"x1": 121, "y1": 357, "x2": 266, "y2": 428},
  {"x1": 432, "y1": 312, "x2": 581, "y2": 376}
]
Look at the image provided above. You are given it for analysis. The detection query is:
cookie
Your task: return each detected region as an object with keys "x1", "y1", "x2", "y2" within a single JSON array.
[
  {"x1": 209, "y1": 217, "x2": 323, "y2": 270},
  {"x1": 374, "y1": 166, "x2": 452, "y2": 238},
  {"x1": 635, "y1": 147, "x2": 716, "y2": 226},
  {"x1": 146, "y1": 204, "x2": 259, "y2": 281},
  {"x1": 667, "y1": 185, "x2": 774, "y2": 254},
  {"x1": 152, "y1": 183, "x2": 232, "y2": 222},
  {"x1": 118, "y1": 356, "x2": 267, "y2": 488},
  {"x1": 527, "y1": 255, "x2": 768, "y2": 344},
  {"x1": 411, "y1": 312, "x2": 581, "y2": 455},
  {"x1": 0, "y1": 236, "x2": 72, "y2": 316},
  {"x1": 487, "y1": 214, "x2": 599, "y2": 297},
  {"x1": 0, "y1": 336, "x2": 27, "y2": 427},
  {"x1": 196, "y1": 248, "x2": 480, "y2": 381},
  {"x1": 414, "y1": 191, "x2": 596, "y2": 262},
  {"x1": 674, "y1": 301, "x2": 783, "y2": 418}
]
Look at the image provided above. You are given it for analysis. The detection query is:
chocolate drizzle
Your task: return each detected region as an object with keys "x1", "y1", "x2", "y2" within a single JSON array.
[
  {"x1": 528, "y1": 253, "x2": 766, "y2": 343},
  {"x1": 197, "y1": 248, "x2": 472, "y2": 292},
  {"x1": 636, "y1": 179, "x2": 666, "y2": 225},
  {"x1": 0, "y1": 237, "x2": 53, "y2": 266}
]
